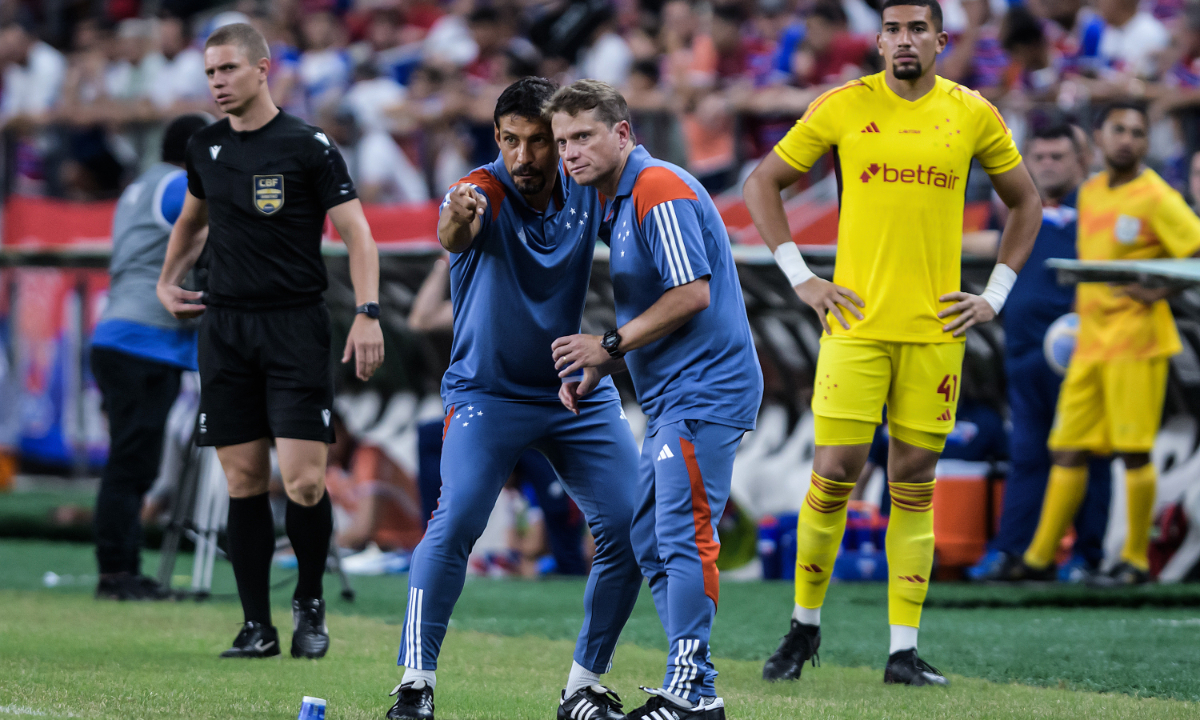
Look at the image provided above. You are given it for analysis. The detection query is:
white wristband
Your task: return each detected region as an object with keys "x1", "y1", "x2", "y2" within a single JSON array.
[
  {"x1": 980, "y1": 263, "x2": 1018, "y2": 314},
  {"x1": 773, "y1": 242, "x2": 816, "y2": 287}
]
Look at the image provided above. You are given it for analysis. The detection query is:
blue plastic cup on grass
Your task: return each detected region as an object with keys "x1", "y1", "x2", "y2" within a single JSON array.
[{"x1": 298, "y1": 696, "x2": 326, "y2": 720}]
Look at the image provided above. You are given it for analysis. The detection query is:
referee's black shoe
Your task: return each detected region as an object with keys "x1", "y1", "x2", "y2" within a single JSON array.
[
  {"x1": 557, "y1": 684, "x2": 624, "y2": 720},
  {"x1": 762, "y1": 620, "x2": 821, "y2": 681},
  {"x1": 386, "y1": 680, "x2": 434, "y2": 719},
  {"x1": 883, "y1": 649, "x2": 949, "y2": 686},
  {"x1": 291, "y1": 597, "x2": 330, "y2": 659},
  {"x1": 219, "y1": 622, "x2": 280, "y2": 658}
]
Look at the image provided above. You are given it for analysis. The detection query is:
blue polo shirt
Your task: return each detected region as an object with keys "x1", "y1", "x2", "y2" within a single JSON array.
[
  {"x1": 440, "y1": 156, "x2": 618, "y2": 408},
  {"x1": 603, "y1": 146, "x2": 763, "y2": 433},
  {"x1": 1003, "y1": 190, "x2": 1079, "y2": 358}
]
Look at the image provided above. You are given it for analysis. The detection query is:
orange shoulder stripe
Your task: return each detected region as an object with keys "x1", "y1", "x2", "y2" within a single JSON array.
[
  {"x1": 455, "y1": 168, "x2": 504, "y2": 220},
  {"x1": 632, "y1": 166, "x2": 697, "y2": 223},
  {"x1": 799, "y1": 79, "x2": 865, "y2": 123}
]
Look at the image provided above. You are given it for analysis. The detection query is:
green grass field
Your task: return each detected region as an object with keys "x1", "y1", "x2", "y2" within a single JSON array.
[{"x1": 2, "y1": 539, "x2": 1199, "y2": 719}]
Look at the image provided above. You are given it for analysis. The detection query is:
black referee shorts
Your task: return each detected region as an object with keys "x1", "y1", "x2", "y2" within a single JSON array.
[{"x1": 197, "y1": 303, "x2": 336, "y2": 447}]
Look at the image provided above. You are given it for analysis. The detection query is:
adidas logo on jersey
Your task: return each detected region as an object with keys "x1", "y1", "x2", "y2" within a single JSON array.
[
  {"x1": 656, "y1": 445, "x2": 675, "y2": 461},
  {"x1": 936, "y1": 410, "x2": 952, "y2": 422},
  {"x1": 861, "y1": 122, "x2": 881, "y2": 133},
  {"x1": 209, "y1": 145, "x2": 222, "y2": 160}
]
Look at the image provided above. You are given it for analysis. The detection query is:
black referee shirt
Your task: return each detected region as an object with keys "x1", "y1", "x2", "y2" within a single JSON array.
[{"x1": 185, "y1": 110, "x2": 357, "y2": 309}]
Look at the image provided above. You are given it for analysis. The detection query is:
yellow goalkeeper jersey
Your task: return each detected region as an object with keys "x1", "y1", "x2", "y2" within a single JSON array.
[
  {"x1": 774, "y1": 72, "x2": 1022, "y2": 343},
  {"x1": 1074, "y1": 168, "x2": 1200, "y2": 361}
]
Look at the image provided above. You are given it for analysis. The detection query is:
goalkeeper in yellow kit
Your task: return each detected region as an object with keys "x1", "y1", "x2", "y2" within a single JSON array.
[
  {"x1": 1013, "y1": 102, "x2": 1200, "y2": 586},
  {"x1": 743, "y1": 0, "x2": 1042, "y2": 686}
]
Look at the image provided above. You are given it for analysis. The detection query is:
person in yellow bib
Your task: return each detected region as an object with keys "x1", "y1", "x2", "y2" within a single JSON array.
[
  {"x1": 743, "y1": 0, "x2": 1042, "y2": 686},
  {"x1": 1012, "y1": 102, "x2": 1200, "y2": 587}
]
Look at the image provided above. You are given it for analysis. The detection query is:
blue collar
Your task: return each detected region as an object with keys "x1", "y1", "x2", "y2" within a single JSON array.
[
  {"x1": 612, "y1": 146, "x2": 653, "y2": 199},
  {"x1": 490, "y1": 153, "x2": 564, "y2": 215}
]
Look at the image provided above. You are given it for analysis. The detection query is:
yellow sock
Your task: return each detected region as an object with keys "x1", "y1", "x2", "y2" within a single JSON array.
[
  {"x1": 1122, "y1": 464, "x2": 1157, "y2": 571},
  {"x1": 887, "y1": 480, "x2": 936, "y2": 628},
  {"x1": 794, "y1": 473, "x2": 855, "y2": 610},
  {"x1": 1023, "y1": 465, "x2": 1088, "y2": 569}
]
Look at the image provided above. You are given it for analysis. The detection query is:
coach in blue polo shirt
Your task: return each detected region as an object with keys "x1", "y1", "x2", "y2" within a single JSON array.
[{"x1": 969, "y1": 124, "x2": 1112, "y2": 583}]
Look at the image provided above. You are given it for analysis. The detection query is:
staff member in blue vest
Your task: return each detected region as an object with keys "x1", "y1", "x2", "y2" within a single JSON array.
[
  {"x1": 968, "y1": 124, "x2": 1112, "y2": 582},
  {"x1": 91, "y1": 114, "x2": 210, "y2": 600}
]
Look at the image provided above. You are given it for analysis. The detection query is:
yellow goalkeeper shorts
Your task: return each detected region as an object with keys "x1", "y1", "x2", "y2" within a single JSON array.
[{"x1": 1048, "y1": 356, "x2": 1168, "y2": 454}]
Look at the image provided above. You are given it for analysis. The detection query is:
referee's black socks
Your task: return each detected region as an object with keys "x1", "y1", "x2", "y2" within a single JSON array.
[
  {"x1": 286, "y1": 490, "x2": 333, "y2": 600},
  {"x1": 226, "y1": 493, "x2": 276, "y2": 625}
]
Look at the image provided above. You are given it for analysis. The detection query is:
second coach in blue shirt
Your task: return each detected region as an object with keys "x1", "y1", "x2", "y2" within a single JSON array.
[{"x1": 549, "y1": 80, "x2": 763, "y2": 720}]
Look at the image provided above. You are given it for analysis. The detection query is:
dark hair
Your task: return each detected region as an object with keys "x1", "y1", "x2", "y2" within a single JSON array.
[
  {"x1": 880, "y1": 0, "x2": 943, "y2": 32},
  {"x1": 631, "y1": 58, "x2": 660, "y2": 84},
  {"x1": 713, "y1": 4, "x2": 747, "y2": 24},
  {"x1": 1029, "y1": 122, "x2": 1080, "y2": 156},
  {"x1": 468, "y1": 7, "x2": 501, "y2": 24},
  {"x1": 1096, "y1": 100, "x2": 1148, "y2": 127},
  {"x1": 543, "y1": 79, "x2": 632, "y2": 131},
  {"x1": 494, "y1": 76, "x2": 558, "y2": 127},
  {"x1": 1001, "y1": 6, "x2": 1044, "y2": 51},
  {"x1": 809, "y1": 1, "x2": 849, "y2": 25},
  {"x1": 205, "y1": 22, "x2": 270, "y2": 63},
  {"x1": 162, "y1": 114, "x2": 211, "y2": 164}
]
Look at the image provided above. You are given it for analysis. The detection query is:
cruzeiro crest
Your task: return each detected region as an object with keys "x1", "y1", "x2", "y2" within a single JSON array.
[{"x1": 253, "y1": 174, "x2": 284, "y2": 215}]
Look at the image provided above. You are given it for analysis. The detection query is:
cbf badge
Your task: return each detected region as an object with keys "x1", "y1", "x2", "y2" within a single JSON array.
[
  {"x1": 1114, "y1": 214, "x2": 1141, "y2": 244},
  {"x1": 254, "y1": 175, "x2": 284, "y2": 215}
]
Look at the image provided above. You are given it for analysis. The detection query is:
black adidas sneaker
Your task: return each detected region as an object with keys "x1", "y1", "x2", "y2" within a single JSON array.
[
  {"x1": 623, "y1": 688, "x2": 725, "y2": 720},
  {"x1": 1003, "y1": 560, "x2": 1056, "y2": 582},
  {"x1": 883, "y1": 649, "x2": 949, "y2": 686},
  {"x1": 219, "y1": 622, "x2": 281, "y2": 658},
  {"x1": 386, "y1": 680, "x2": 434, "y2": 719},
  {"x1": 291, "y1": 597, "x2": 330, "y2": 658},
  {"x1": 557, "y1": 684, "x2": 623, "y2": 720},
  {"x1": 762, "y1": 620, "x2": 821, "y2": 681}
]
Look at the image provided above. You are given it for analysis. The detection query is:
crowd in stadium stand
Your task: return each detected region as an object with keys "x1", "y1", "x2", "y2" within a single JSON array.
[{"x1": 3, "y1": 0, "x2": 1200, "y2": 204}]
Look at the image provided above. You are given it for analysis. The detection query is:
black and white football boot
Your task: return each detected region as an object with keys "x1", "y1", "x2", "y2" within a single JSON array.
[
  {"x1": 291, "y1": 597, "x2": 330, "y2": 658},
  {"x1": 386, "y1": 680, "x2": 434, "y2": 719},
  {"x1": 883, "y1": 649, "x2": 950, "y2": 686},
  {"x1": 557, "y1": 684, "x2": 624, "y2": 720},
  {"x1": 623, "y1": 688, "x2": 725, "y2": 720},
  {"x1": 1088, "y1": 561, "x2": 1151, "y2": 588},
  {"x1": 219, "y1": 621, "x2": 281, "y2": 658},
  {"x1": 762, "y1": 620, "x2": 821, "y2": 681}
]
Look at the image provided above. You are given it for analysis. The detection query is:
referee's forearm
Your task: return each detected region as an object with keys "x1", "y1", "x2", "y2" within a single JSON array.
[
  {"x1": 344, "y1": 226, "x2": 380, "y2": 304},
  {"x1": 159, "y1": 223, "x2": 207, "y2": 286}
]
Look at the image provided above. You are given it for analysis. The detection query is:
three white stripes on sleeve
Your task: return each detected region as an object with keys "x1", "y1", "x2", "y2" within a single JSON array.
[{"x1": 651, "y1": 202, "x2": 695, "y2": 287}]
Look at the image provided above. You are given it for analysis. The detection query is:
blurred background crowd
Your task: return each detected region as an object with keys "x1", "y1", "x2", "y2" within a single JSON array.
[{"x1": 7, "y1": 0, "x2": 1200, "y2": 205}]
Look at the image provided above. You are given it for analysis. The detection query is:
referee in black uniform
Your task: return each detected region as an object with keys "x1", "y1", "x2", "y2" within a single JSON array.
[{"x1": 157, "y1": 23, "x2": 384, "y2": 659}]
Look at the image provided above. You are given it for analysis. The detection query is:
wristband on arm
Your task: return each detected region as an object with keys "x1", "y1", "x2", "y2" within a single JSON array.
[
  {"x1": 980, "y1": 263, "x2": 1018, "y2": 314},
  {"x1": 773, "y1": 242, "x2": 816, "y2": 287}
]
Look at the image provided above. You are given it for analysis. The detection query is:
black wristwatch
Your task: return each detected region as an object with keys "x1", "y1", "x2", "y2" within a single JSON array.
[
  {"x1": 356, "y1": 301, "x2": 381, "y2": 319},
  {"x1": 601, "y1": 329, "x2": 623, "y2": 358}
]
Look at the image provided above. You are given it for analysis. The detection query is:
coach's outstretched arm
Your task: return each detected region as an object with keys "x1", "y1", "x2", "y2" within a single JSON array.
[
  {"x1": 437, "y1": 184, "x2": 488, "y2": 253},
  {"x1": 330, "y1": 199, "x2": 385, "y2": 381},
  {"x1": 157, "y1": 190, "x2": 209, "y2": 319},
  {"x1": 744, "y1": 151, "x2": 864, "y2": 335},
  {"x1": 938, "y1": 161, "x2": 1041, "y2": 336}
]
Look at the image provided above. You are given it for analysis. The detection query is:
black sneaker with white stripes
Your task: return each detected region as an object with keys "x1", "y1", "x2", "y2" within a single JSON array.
[
  {"x1": 557, "y1": 684, "x2": 624, "y2": 720},
  {"x1": 386, "y1": 680, "x2": 434, "y2": 719},
  {"x1": 622, "y1": 688, "x2": 725, "y2": 720},
  {"x1": 291, "y1": 597, "x2": 329, "y2": 659},
  {"x1": 219, "y1": 621, "x2": 280, "y2": 658}
]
